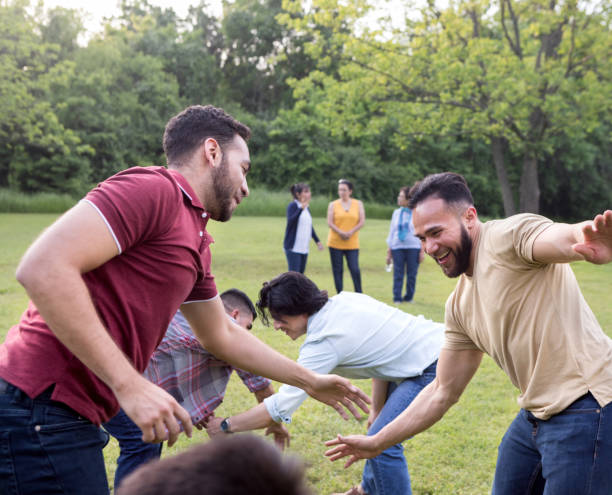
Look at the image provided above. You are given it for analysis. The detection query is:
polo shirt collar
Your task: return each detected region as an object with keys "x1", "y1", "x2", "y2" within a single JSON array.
[{"x1": 167, "y1": 168, "x2": 206, "y2": 212}]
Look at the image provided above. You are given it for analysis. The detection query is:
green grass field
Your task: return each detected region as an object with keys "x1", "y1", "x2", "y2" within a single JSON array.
[{"x1": 1, "y1": 213, "x2": 610, "y2": 494}]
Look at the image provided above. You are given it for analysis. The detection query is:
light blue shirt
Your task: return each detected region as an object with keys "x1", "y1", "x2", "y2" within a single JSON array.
[
  {"x1": 264, "y1": 292, "x2": 444, "y2": 423},
  {"x1": 387, "y1": 207, "x2": 421, "y2": 250}
]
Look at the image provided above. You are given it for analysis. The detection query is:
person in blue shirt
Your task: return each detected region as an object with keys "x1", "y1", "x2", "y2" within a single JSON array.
[
  {"x1": 386, "y1": 186, "x2": 424, "y2": 303},
  {"x1": 205, "y1": 272, "x2": 444, "y2": 495},
  {"x1": 283, "y1": 183, "x2": 323, "y2": 273}
]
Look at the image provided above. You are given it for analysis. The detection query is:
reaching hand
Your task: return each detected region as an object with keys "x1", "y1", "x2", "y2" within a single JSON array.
[
  {"x1": 115, "y1": 375, "x2": 192, "y2": 447},
  {"x1": 306, "y1": 373, "x2": 370, "y2": 421},
  {"x1": 317, "y1": 241, "x2": 324, "y2": 251},
  {"x1": 324, "y1": 434, "x2": 383, "y2": 468},
  {"x1": 573, "y1": 210, "x2": 612, "y2": 264},
  {"x1": 204, "y1": 416, "x2": 225, "y2": 438},
  {"x1": 265, "y1": 422, "x2": 291, "y2": 451}
]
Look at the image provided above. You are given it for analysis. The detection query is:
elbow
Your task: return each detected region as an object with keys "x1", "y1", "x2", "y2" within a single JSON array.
[{"x1": 15, "y1": 257, "x2": 43, "y2": 293}]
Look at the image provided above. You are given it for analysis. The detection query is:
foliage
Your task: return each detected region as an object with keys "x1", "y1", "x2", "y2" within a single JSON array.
[
  {"x1": 0, "y1": 0, "x2": 609, "y2": 219},
  {"x1": 280, "y1": 0, "x2": 612, "y2": 215}
]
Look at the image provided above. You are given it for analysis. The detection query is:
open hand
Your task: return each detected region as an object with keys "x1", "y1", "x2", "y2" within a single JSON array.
[
  {"x1": 324, "y1": 434, "x2": 383, "y2": 468},
  {"x1": 204, "y1": 416, "x2": 225, "y2": 438},
  {"x1": 573, "y1": 210, "x2": 612, "y2": 264},
  {"x1": 306, "y1": 373, "x2": 370, "y2": 421},
  {"x1": 265, "y1": 422, "x2": 291, "y2": 451},
  {"x1": 115, "y1": 375, "x2": 192, "y2": 447}
]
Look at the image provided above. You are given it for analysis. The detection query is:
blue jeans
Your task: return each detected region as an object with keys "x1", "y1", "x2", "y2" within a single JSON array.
[
  {"x1": 329, "y1": 247, "x2": 362, "y2": 293},
  {"x1": 361, "y1": 360, "x2": 437, "y2": 495},
  {"x1": 493, "y1": 393, "x2": 612, "y2": 494},
  {"x1": 0, "y1": 378, "x2": 110, "y2": 495},
  {"x1": 391, "y1": 249, "x2": 420, "y2": 302},
  {"x1": 285, "y1": 249, "x2": 308, "y2": 273},
  {"x1": 103, "y1": 408, "x2": 163, "y2": 489}
]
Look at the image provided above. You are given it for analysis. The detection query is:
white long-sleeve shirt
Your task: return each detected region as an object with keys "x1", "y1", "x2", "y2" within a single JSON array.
[{"x1": 264, "y1": 292, "x2": 444, "y2": 423}]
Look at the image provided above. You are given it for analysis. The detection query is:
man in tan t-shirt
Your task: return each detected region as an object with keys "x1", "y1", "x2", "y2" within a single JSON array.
[{"x1": 325, "y1": 172, "x2": 612, "y2": 495}]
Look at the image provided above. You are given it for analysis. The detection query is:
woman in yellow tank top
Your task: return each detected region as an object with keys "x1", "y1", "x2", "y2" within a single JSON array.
[{"x1": 327, "y1": 179, "x2": 366, "y2": 293}]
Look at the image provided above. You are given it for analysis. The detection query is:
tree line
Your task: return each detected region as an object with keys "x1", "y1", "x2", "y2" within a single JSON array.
[{"x1": 1, "y1": 0, "x2": 610, "y2": 219}]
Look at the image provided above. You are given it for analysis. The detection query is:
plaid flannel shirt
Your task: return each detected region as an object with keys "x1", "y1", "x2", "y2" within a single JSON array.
[{"x1": 143, "y1": 310, "x2": 270, "y2": 424}]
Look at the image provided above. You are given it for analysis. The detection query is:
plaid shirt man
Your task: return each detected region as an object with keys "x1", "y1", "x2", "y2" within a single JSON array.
[{"x1": 143, "y1": 310, "x2": 271, "y2": 425}]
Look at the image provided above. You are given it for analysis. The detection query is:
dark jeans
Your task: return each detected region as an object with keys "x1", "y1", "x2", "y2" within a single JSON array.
[
  {"x1": 0, "y1": 378, "x2": 110, "y2": 495},
  {"x1": 492, "y1": 392, "x2": 612, "y2": 494},
  {"x1": 285, "y1": 249, "x2": 308, "y2": 273},
  {"x1": 391, "y1": 248, "x2": 420, "y2": 302},
  {"x1": 329, "y1": 247, "x2": 362, "y2": 293},
  {"x1": 103, "y1": 408, "x2": 163, "y2": 489}
]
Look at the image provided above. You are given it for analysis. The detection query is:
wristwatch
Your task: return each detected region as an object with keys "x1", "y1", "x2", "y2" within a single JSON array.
[{"x1": 220, "y1": 417, "x2": 232, "y2": 434}]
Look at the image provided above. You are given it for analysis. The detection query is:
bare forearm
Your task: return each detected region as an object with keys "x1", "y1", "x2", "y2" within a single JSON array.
[
  {"x1": 254, "y1": 384, "x2": 276, "y2": 403},
  {"x1": 230, "y1": 402, "x2": 276, "y2": 432},
  {"x1": 183, "y1": 305, "x2": 316, "y2": 392},
  {"x1": 371, "y1": 379, "x2": 388, "y2": 413},
  {"x1": 533, "y1": 222, "x2": 588, "y2": 264},
  {"x1": 373, "y1": 379, "x2": 457, "y2": 451}
]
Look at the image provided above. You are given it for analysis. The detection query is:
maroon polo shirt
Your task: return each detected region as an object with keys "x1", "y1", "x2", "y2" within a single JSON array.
[{"x1": 0, "y1": 166, "x2": 217, "y2": 424}]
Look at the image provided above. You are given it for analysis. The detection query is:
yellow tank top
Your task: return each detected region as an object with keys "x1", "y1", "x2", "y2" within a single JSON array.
[{"x1": 327, "y1": 199, "x2": 361, "y2": 249}]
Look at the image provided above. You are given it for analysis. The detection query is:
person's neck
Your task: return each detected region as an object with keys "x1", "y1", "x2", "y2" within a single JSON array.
[
  {"x1": 169, "y1": 162, "x2": 207, "y2": 205},
  {"x1": 465, "y1": 221, "x2": 482, "y2": 277}
]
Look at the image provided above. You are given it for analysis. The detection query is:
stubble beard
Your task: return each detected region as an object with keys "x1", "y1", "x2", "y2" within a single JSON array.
[
  {"x1": 442, "y1": 225, "x2": 473, "y2": 278},
  {"x1": 209, "y1": 155, "x2": 235, "y2": 222}
]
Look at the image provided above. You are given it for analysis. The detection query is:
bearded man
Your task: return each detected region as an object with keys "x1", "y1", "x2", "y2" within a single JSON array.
[
  {"x1": 0, "y1": 105, "x2": 368, "y2": 493},
  {"x1": 325, "y1": 172, "x2": 612, "y2": 495}
]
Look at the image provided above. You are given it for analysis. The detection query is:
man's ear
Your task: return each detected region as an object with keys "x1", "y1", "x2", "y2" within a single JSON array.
[
  {"x1": 203, "y1": 137, "x2": 222, "y2": 168},
  {"x1": 229, "y1": 308, "x2": 239, "y2": 320},
  {"x1": 463, "y1": 206, "x2": 478, "y2": 230}
]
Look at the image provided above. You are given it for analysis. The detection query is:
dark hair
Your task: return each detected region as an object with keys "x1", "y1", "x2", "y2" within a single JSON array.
[
  {"x1": 257, "y1": 272, "x2": 328, "y2": 326},
  {"x1": 117, "y1": 434, "x2": 312, "y2": 495},
  {"x1": 407, "y1": 172, "x2": 474, "y2": 210},
  {"x1": 399, "y1": 186, "x2": 411, "y2": 199},
  {"x1": 163, "y1": 105, "x2": 251, "y2": 166},
  {"x1": 338, "y1": 179, "x2": 353, "y2": 191},
  {"x1": 290, "y1": 183, "x2": 310, "y2": 199},
  {"x1": 220, "y1": 288, "x2": 257, "y2": 321}
]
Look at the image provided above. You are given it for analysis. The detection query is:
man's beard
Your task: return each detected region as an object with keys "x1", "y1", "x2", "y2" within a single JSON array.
[
  {"x1": 444, "y1": 224, "x2": 473, "y2": 278},
  {"x1": 208, "y1": 155, "x2": 235, "y2": 222}
]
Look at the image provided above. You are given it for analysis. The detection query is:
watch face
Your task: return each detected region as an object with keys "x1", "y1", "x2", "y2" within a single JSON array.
[{"x1": 221, "y1": 418, "x2": 230, "y2": 433}]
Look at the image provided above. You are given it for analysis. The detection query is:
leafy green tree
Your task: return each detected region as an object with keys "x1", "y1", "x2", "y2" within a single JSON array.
[
  {"x1": 282, "y1": 0, "x2": 612, "y2": 215},
  {"x1": 0, "y1": 0, "x2": 92, "y2": 194}
]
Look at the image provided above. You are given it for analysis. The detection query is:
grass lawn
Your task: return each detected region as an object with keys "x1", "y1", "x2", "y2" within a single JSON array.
[{"x1": 1, "y1": 213, "x2": 610, "y2": 494}]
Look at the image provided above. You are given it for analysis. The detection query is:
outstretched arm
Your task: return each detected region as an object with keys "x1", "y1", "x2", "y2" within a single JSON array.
[
  {"x1": 16, "y1": 201, "x2": 192, "y2": 446},
  {"x1": 533, "y1": 210, "x2": 612, "y2": 264},
  {"x1": 181, "y1": 300, "x2": 370, "y2": 421},
  {"x1": 324, "y1": 348, "x2": 483, "y2": 468}
]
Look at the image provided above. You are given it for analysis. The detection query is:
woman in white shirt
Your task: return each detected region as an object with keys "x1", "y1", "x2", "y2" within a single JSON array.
[{"x1": 283, "y1": 183, "x2": 323, "y2": 273}]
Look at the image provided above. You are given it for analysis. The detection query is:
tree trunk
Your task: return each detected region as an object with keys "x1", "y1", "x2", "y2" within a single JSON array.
[
  {"x1": 519, "y1": 152, "x2": 540, "y2": 213},
  {"x1": 490, "y1": 136, "x2": 516, "y2": 217}
]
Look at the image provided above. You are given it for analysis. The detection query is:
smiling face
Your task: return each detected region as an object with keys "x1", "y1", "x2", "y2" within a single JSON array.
[
  {"x1": 208, "y1": 135, "x2": 251, "y2": 222},
  {"x1": 272, "y1": 313, "x2": 309, "y2": 340},
  {"x1": 413, "y1": 197, "x2": 475, "y2": 278}
]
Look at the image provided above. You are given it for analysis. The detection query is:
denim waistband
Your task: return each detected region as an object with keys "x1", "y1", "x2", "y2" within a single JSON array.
[{"x1": 0, "y1": 376, "x2": 12, "y2": 395}]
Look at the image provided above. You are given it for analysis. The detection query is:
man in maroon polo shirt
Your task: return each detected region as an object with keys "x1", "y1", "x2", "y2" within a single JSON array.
[{"x1": 0, "y1": 105, "x2": 369, "y2": 494}]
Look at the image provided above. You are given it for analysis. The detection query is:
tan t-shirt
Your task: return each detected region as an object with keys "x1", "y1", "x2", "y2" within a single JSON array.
[{"x1": 444, "y1": 214, "x2": 612, "y2": 419}]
